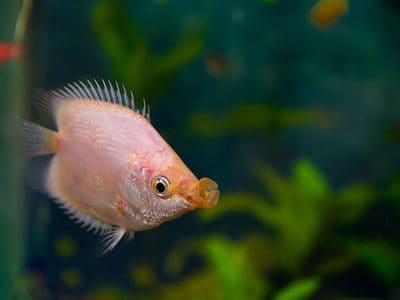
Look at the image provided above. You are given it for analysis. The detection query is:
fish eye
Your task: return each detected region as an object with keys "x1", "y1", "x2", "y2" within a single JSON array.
[{"x1": 151, "y1": 175, "x2": 171, "y2": 197}]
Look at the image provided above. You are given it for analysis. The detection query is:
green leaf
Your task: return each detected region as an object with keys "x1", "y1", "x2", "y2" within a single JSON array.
[
  {"x1": 165, "y1": 236, "x2": 269, "y2": 300},
  {"x1": 254, "y1": 163, "x2": 292, "y2": 202},
  {"x1": 203, "y1": 237, "x2": 270, "y2": 300},
  {"x1": 198, "y1": 193, "x2": 281, "y2": 228},
  {"x1": 142, "y1": 31, "x2": 203, "y2": 97},
  {"x1": 91, "y1": 0, "x2": 203, "y2": 100},
  {"x1": 314, "y1": 253, "x2": 356, "y2": 276},
  {"x1": 187, "y1": 104, "x2": 331, "y2": 137},
  {"x1": 333, "y1": 184, "x2": 375, "y2": 224},
  {"x1": 345, "y1": 239, "x2": 400, "y2": 284},
  {"x1": 157, "y1": 32, "x2": 203, "y2": 74},
  {"x1": 293, "y1": 159, "x2": 329, "y2": 201},
  {"x1": 91, "y1": 0, "x2": 141, "y2": 67},
  {"x1": 274, "y1": 277, "x2": 320, "y2": 300}
]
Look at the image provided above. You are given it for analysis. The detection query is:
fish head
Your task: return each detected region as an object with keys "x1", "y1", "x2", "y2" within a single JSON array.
[
  {"x1": 155, "y1": 163, "x2": 219, "y2": 211},
  {"x1": 122, "y1": 159, "x2": 219, "y2": 230}
]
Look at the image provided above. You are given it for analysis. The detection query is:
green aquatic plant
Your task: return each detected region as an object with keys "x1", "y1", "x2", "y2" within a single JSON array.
[
  {"x1": 72, "y1": 237, "x2": 267, "y2": 300},
  {"x1": 164, "y1": 235, "x2": 324, "y2": 300},
  {"x1": 340, "y1": 173, "x2": 400, "y2": 286},
  {"x1": 343, "y1": 238, "x2": 400, "y2": 285},
  {"x1": 92, "y1": 0, "x2": 203, "y2": 100},
  {"x1": 187, "y1": 103, "x2": 333, "y2": 137},
  {"x1": 164, "y1": 236, "x2": 268, "y2": 300},
  {"x1": 200, "y1": 159, "x2": 375, "y2": 274},
  {"x1": 274, "y1": 277, "x2": 320, "y2": 300}
]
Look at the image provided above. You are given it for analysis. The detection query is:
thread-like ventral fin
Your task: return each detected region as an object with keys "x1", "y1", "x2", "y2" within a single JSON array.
[
  {"x1": 54, "y1": 197, "x2": 128, "y2": 254},
  {"x1": 36, "y1": 79, "x2": 151, "y2": 121},
  {"x1": 54, "y1": 197, "x2": 112, "y2": 235},
  {"x1": 98, "y1": 227, "x2": 127, "y2": 255}
]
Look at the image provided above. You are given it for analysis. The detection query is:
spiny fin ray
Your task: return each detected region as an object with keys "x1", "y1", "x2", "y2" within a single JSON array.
[
  {"x1": 54, "y1": 197, "x2": 128, "y2": 254},
  {"x1": 37, "y1": 79, "x2": 151, "y2": 121},
  {"x1": 98, "y1": 227, "x2": 127, "y2": 256}
]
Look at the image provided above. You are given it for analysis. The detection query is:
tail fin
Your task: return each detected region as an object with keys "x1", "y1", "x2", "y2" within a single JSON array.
[{"x1": 13, "y1": 117, "x2": 59, "y2": 156}]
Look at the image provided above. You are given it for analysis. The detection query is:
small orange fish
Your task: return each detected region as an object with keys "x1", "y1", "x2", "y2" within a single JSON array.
[
  {"x1": 0, "y1": 42, "x2": 24, "y2": 64},
  {"x1": 19, "y1": 80, "x2": 219, "y2": 252},
  {"x1": 310, "y1": 0, "x2": 349, "y2": 28}
]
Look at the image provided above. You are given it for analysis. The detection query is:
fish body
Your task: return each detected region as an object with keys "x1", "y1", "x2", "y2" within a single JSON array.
[{"x1": 20, "y1": 81, "x2": 219, "y2": 252}]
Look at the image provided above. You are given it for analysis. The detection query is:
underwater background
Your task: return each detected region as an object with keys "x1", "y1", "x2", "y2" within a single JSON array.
[{"x1": 1, "y1": 0, "x2": 400, "y2": 299}]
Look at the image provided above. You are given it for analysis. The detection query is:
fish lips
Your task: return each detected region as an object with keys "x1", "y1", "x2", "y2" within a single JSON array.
[{"x1": 179, "y1": 177, "x2": 219, "y2": 209}]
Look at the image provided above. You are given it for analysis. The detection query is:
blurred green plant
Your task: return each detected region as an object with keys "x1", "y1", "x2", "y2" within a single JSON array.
[
  {"x1": 343, "y1": 238, "x2": 400, "y2": 285},
  {"x1": 200, "y1": 160, "x2": 375, "y2": 275},
  {"x1": 164, "y1": 236, "x2": 269, "y2": 300},
  {"x1": 146, "y1": 159, "x2": 377, "y2": 299},
  {"x1": 92, "y1": 0, "x2": 203, "y2": 100},
  {"x1": 71, "y1": 237, "x2": 268, "y2": 300},
  {"x1": 187, "y1": 103, "x2": 333, "y2": 137},
  {"x1": 164, "y1": 234, "x2": 324, "y2": 299},
  {"x1": 339, "y1": 173, "x2": 400, "y2": 286},
  {"x1": 274, "y1": 277, "x2": 320, "y2": 300}
]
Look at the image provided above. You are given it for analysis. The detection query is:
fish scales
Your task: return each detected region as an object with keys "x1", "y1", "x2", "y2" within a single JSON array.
[{"x1": 50, "y1": 101, "x2": 173, "y2": 229}]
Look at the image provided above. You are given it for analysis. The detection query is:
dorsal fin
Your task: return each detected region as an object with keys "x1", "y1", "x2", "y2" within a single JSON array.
[{"x1": 36, "y1": 80, "x2": 151, "y2": 121}]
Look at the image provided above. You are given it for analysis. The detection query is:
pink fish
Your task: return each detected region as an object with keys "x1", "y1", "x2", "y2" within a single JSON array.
[{"x1": 19, "y1": 80, "x2": 219, "y2": 252}]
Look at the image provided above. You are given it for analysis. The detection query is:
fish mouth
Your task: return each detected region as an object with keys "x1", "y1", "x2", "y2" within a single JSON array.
[{"x1": 180, "y1": 177, "x2": 219, "y2": 209}]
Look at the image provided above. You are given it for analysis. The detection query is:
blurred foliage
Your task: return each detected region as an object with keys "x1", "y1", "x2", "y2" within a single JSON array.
[
  {"x1": 54, "y1": 236, "x2": 77, "y2": 258},
  {"x1": 164, "y1": 235, "x2": 321, "y2": 299},
  {"x1": 343, "y1": 239, "x2": 400, "y2": 285},
  {"x1": 164, "y1": 236, "x2": 268, "y2": 300},
  {"x1": 200, "y1": 160, "x2": 375, "y2": 274},
  {"x1": 59, "y1": 268, "x2": 82, "y2": 289},
  {"x1": 92, "y1": 0, "x2": 203, "y2": 101},
  {"x1": 129, "y1": 263, "x2": 156, "y2": 288},
  {"x1": 56, "y1": 237, "x2": 267, "y2": 300},
  {"x1": 187, "y1": 103, "x2": 333, "y2": 137},
  {"x1": 274, "y1": 277, "x2": 320, "y2": 300}
]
